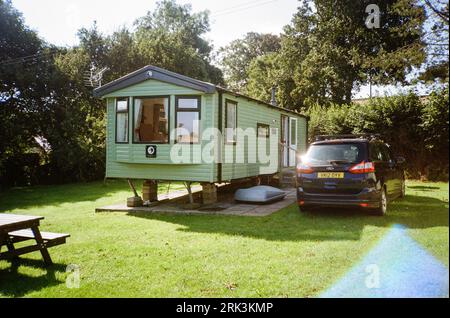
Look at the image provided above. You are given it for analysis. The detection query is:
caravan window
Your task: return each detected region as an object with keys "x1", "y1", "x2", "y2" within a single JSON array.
[
  {"x1": 225, "y1": 100, "x2": 237, "y2": 144},
  {"x1": 115, "y1": 98, "x2": 129, "y2": 143},
  {"x1": 133, "y1": 97, "x2": 169, "y2": 143},
  {"x1": 175, "y1": 96, "x2": 201, "y2": 144},
  {"x1": 257, "y1": 123, "x2": 270, "y2": 138}
]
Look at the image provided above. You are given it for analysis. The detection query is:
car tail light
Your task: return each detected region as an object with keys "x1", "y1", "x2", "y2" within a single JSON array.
[
  {"x1": 349, "y1": 161, "x2": 375, "y2": 174},
  {"x1": 297, "y1": 163, "x2": 314, "y2": 174}
]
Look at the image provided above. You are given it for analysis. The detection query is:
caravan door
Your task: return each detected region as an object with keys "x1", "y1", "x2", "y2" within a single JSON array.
[
  {"x1": 289, "y1": 117, "x2": 297, "y2": 166},
  {"x1": 281, "y1": 115, "x2": 289, "y2": 167}
]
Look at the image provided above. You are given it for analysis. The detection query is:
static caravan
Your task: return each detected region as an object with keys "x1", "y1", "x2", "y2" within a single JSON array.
[{"x1": 94, "y1": 65, "x2": 308, "y2": 203}]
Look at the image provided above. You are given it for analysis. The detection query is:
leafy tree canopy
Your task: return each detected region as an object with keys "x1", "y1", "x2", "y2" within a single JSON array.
[
  {"x1": 0, "y1": 0, "x2": 59, "y2": 184},
  {"x1": 245, "y1": 0, "x2": 426, "y2": 108},
  {"x1": 219, "y1": 32, "x2": 281, "y2": 92},
  {"x1": 419, "y1": 0, "x2": 449, "y2": 83}
]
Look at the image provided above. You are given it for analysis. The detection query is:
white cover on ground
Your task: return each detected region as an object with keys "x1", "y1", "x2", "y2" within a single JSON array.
[{"x1": 234, "y1": 186, "x2": 287, "y2": 203}]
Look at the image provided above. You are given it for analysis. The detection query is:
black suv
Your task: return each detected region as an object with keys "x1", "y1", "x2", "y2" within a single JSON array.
[{"x1": 296, "y1": 135, "x2": 406, "y2": 215}]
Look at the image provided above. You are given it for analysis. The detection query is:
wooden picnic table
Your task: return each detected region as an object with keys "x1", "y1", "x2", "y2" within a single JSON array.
[{"x1": 0, "y1": 214, "x2": 69, "y2": 266}]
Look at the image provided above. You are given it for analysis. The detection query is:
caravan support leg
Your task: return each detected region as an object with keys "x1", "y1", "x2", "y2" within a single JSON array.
[
  {"x1": 142, "y1": 180, "x2": 158, "y2": 202},
  {"x1": 201, "y1": 183, "x2": 217, "y2": 205}
]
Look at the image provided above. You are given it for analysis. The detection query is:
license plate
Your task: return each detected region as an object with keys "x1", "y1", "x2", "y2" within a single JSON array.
[{"x1": 317, "y1": 172, "x2": 344, "y2": 179}]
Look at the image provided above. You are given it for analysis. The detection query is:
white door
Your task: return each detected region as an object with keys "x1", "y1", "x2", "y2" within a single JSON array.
[
  {"x1": 281, "y1": 115, "x2": 289, "y2": 167},
  {"x1": 289, "y1": 117, "x2": 297, "y2": 166}
]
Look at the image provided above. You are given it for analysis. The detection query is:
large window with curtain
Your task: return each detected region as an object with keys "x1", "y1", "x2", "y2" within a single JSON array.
[
  {"x1": 115, "y1": 98, "x2": 129, "y2": 143},
  {"x1": 175, "y1": 96, "x2": 201, "y2": 144},
  {"x1": 133, "y1": 96, "x2": 169, "y2": 143}
]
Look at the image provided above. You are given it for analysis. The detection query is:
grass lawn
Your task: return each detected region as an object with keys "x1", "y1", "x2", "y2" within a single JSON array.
[{"x1": 0, "y1": 180, "x2": 448, "y2": 298}]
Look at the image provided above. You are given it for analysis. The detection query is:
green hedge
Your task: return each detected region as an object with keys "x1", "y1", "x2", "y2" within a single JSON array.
[{"x1": 306, "y1": 89, "x2": 449, "y2": 181}]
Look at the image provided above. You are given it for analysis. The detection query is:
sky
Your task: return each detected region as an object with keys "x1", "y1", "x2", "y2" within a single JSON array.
[
  {"x1": 11, "y1": 0, "x2": 429, "y2": 98},
  {"x1": 12, "y1": 0, "x2": 297, "y2": 49}
]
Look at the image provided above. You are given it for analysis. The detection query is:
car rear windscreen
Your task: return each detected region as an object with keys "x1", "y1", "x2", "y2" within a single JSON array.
[{"x1": 303, "y1": 143, "x2": 366, "y2": 165}]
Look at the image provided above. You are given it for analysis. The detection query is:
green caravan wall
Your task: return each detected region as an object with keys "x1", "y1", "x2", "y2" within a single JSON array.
[
  {"x1": 104, "y1": 79, "x2": 217, "y2": 182},
  {"x1": 219, "y1": 92, "x2": 307, "y2": 182}
]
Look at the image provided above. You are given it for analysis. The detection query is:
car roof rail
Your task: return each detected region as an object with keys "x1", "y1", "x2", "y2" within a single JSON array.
[{"x1": 314, "y1": 134, "x2": 382, "y2": 142}]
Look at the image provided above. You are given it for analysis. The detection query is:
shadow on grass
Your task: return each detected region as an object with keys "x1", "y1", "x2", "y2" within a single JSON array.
[
  {"x1": 0, "y1": 180, "x2": 127, "y2": 211},
  {"x1": 0, "y1": 259, "x2": 66, "y2": 297},
  {"x1": 0, "y1": 180, "x2": 187, "y2": 212},
  {"x1": 128, "y1": 194, "x2": 449, "y2": 242}
]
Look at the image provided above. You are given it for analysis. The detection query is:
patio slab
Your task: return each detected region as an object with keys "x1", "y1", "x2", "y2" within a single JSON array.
[{"x1": 96, "y1": 185, "x2": 297, "y2": 217}]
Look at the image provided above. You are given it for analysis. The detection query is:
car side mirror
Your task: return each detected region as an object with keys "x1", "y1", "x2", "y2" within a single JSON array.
[{"x1": 396, "y1": 156, "x2": 406, "y2": 165}]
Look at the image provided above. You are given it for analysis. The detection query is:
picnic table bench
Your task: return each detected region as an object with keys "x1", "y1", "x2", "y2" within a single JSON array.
[{"x1": 0, "y1": 214, "x2": 69, "y2": 266}]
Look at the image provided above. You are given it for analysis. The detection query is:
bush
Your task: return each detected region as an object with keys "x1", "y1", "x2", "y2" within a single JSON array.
[
  {"x1": 420, "y1": 89, "x2": 449, "y2": 181},
  {"x1": 306, "y1": 89, "x2": 449, "y2": 181}
]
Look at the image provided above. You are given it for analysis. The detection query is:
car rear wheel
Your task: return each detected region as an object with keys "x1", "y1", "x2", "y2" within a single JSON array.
[{"x1": 373, "y1": 188, "x2": 387, "y2": 216}]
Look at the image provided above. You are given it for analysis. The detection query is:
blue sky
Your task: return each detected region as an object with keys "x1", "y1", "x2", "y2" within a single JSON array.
[{"x1": 11, "y1": 0, "x2": 429, "y2": 98}]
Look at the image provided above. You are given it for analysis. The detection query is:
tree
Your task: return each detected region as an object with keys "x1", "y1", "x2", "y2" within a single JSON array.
[
  {"x1": 132, "y1": 0, "x2": 223, "y2": 84},
  {"x1": 219, "y1": 32, "x2": 281, "y2": 92},
  {"x1": 420, "y1": 87, "x2": 449, "y2": 179},
  {"x1": 419, "y1": 0, "x2": 449, "y2": 83},
  {"x1": 247, "y1": 0, "x2": 426, "y2": 108},
  {"x1": 57, "y1": 0, "x2": 224, "y2": 90},
  {"x1": 247, "y1": 53, "x2": 297, "y2": 107},
  {"x1": 0, "y1": 0, "x2": 53, "y2": 185}
]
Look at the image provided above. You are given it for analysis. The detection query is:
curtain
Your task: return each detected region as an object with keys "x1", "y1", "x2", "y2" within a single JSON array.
[
  {"x1": 226, "y1": 103, "x2": 236, "y2": 143},
  {"x1": 117, "y1": 113, "x2": 128, "y2": 142},
  {"x1": 134, "y1": 99, "x2": 143, "y2": 141}
]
